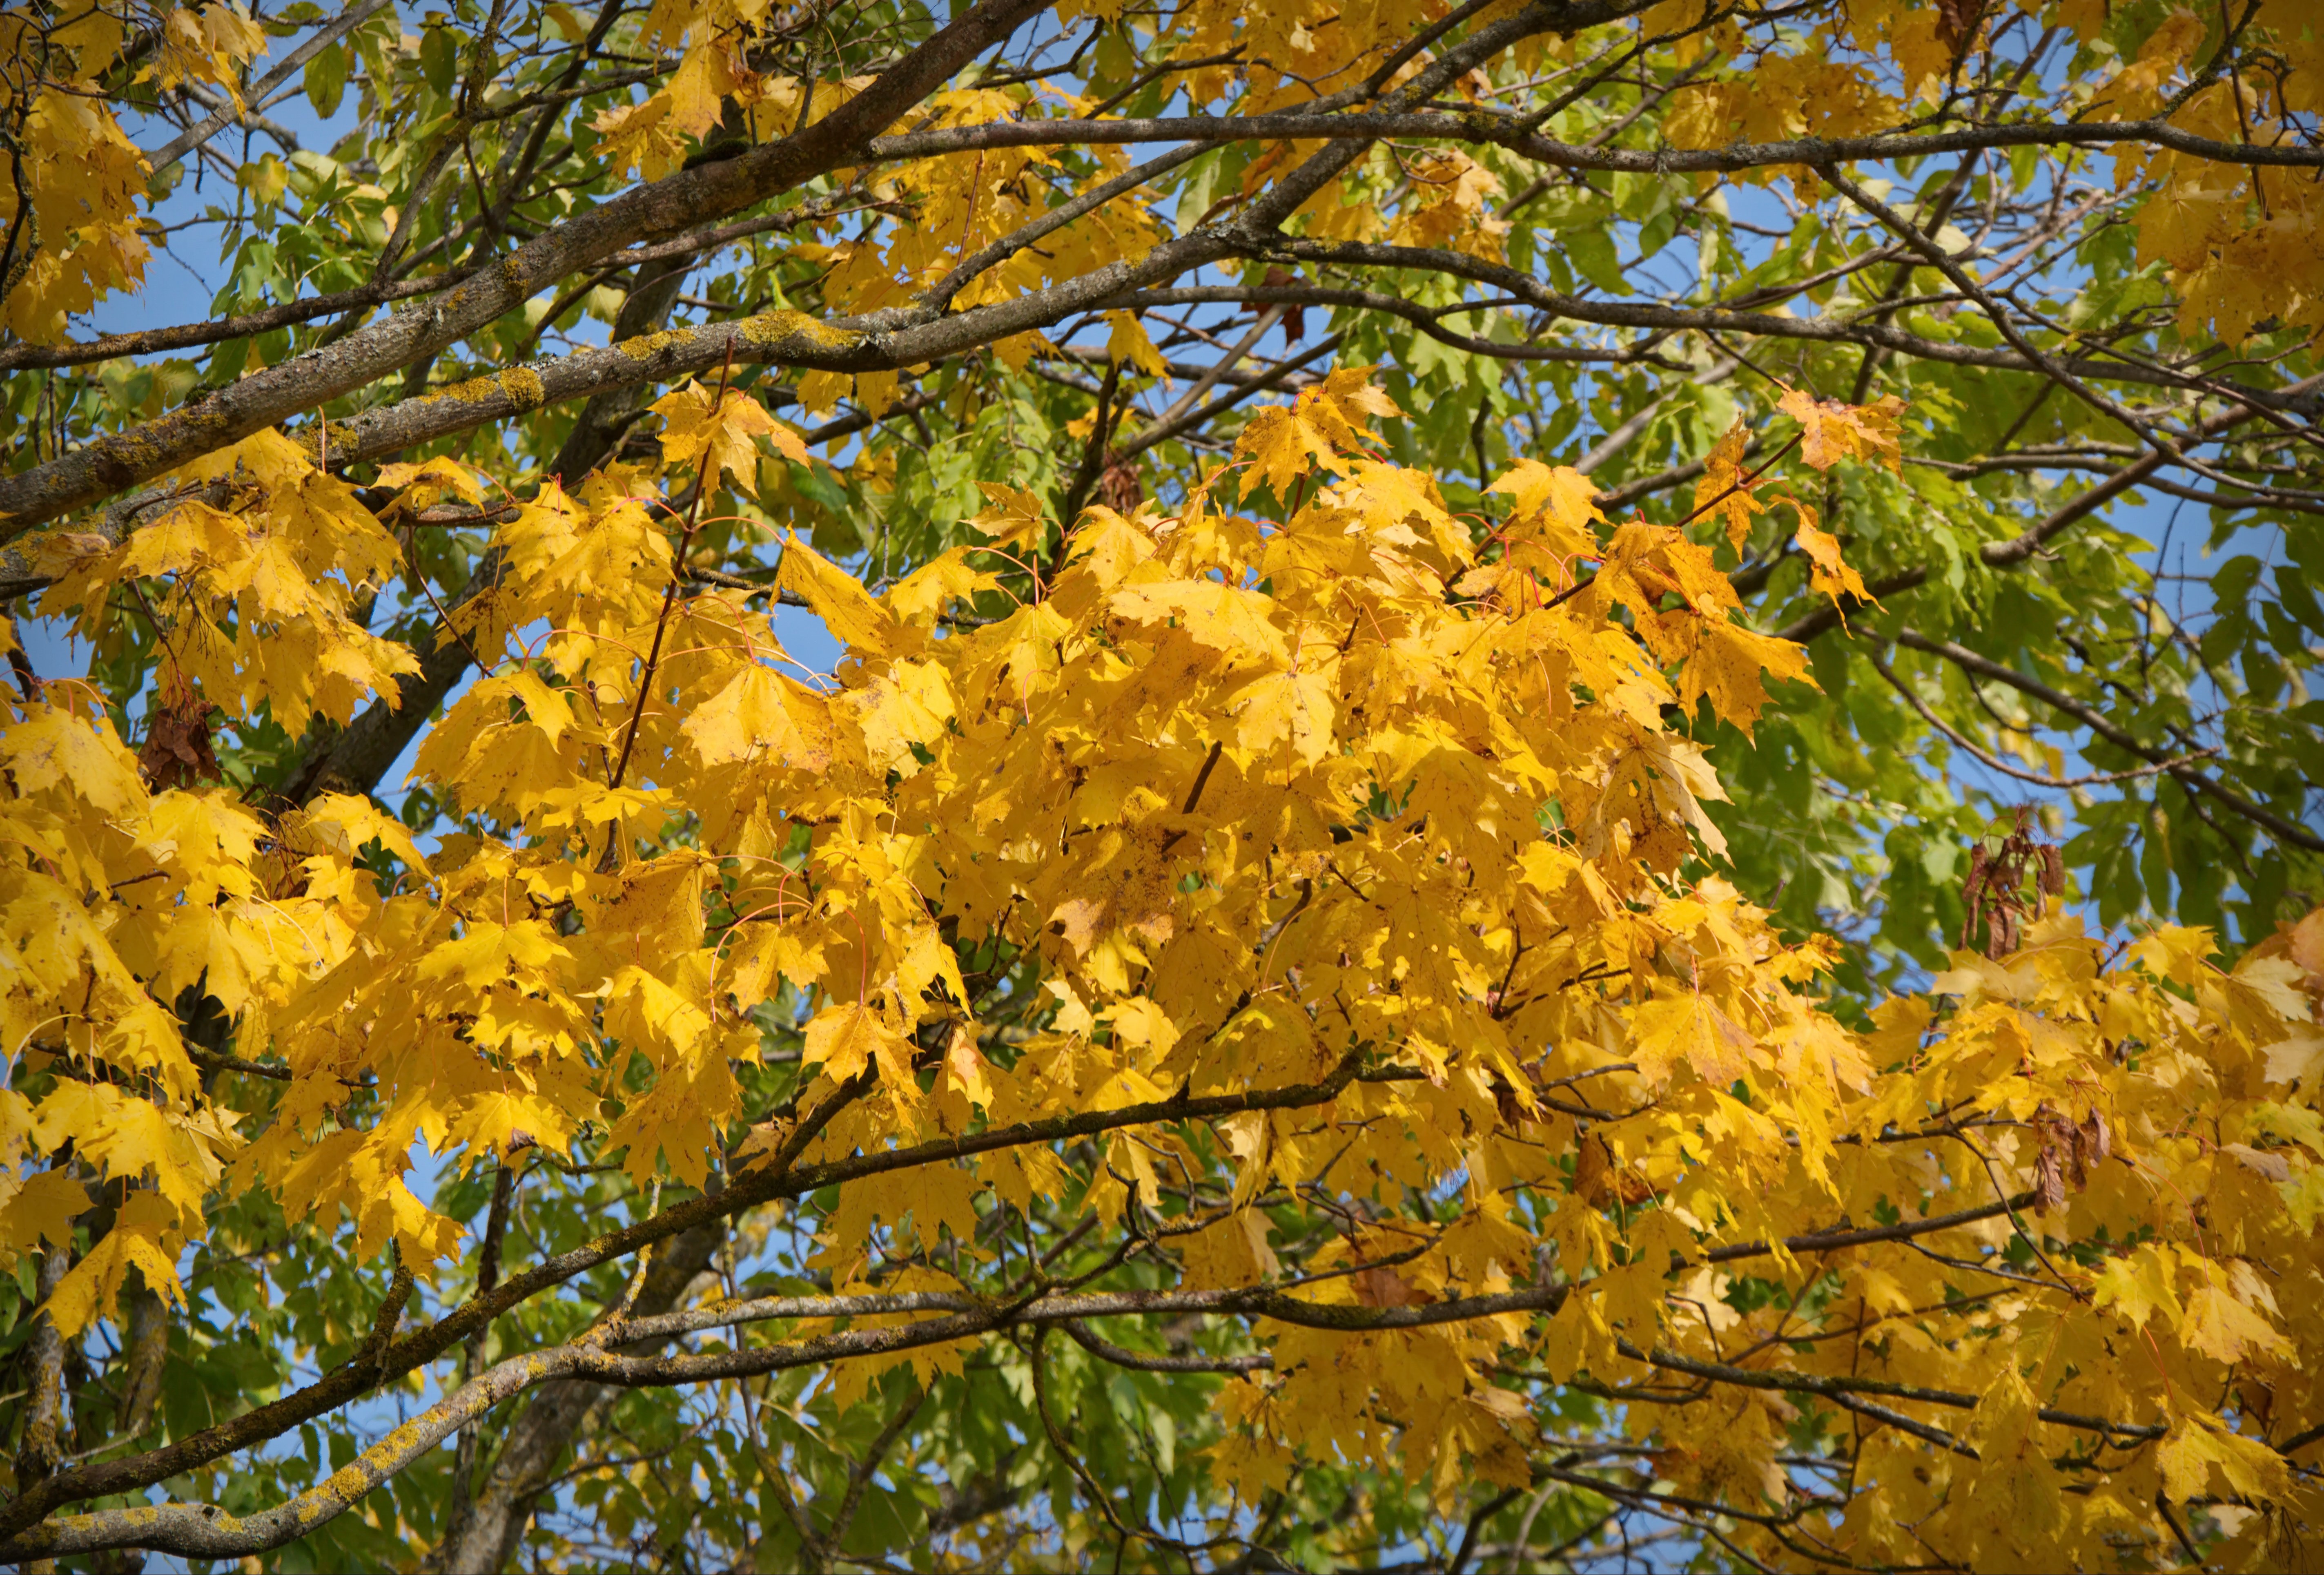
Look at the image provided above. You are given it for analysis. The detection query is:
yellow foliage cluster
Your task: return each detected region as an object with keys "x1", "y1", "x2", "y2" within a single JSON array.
[
  {"x1": 5, "y1": 367, "x2": 2322, "y2": 1566},
  {"x1": 38, "y1": 431, "x2": 418, "y2": 736},
  {"x1": 1656, "y1": 0, "x2": 2324, "y2": 345},
  {"x1": 2106, "y1": 4, "x2": 2324, "y2": 345},
  {"x1": 0, "y1": 3, "x2": 250, "y2": 340}
]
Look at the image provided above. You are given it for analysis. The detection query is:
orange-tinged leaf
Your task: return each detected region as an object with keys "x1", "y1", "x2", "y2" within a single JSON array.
[
  {"x1": 942, "y1": 1022, "x2": 993, "y2": 1109},
  {"x1": 1776, "y1": 386, "x2": 1906, "y2": 472},
  {"x1": 1692, "y1": 419, "x2": 1767, "y2": 554},
  {"x1": 1778, "y1": 495, "x2": 1873, "y2": 613}
]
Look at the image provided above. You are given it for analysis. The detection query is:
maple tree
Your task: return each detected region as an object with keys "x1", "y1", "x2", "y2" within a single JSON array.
[{"x1": 0, "y1": 0, "x2": 2322, "y2": 1570}]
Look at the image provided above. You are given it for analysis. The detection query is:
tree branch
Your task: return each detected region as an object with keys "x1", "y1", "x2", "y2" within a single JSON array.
[
  {"x1": 1772, "y1": 380, "x2": 2321, "y2": 645},
  {"x1": 855, "y1": 107, "x2": 2324, "y2": 174},
  {"x1": 1866, "y1": 645, "x2": 2219, "y2": 789},
  {"x1": 1890, "y1": 627, "x2": 2322, "y2": 853}
]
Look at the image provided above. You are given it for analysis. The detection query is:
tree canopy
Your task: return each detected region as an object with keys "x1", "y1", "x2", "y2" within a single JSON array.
[{"x1": 0, "y1": 0, "x2": 2321, "y2": 1569}]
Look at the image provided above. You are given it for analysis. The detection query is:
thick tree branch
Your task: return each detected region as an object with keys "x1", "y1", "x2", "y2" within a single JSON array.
[
  {"x1": 856, "y1": 107, "x2": 2324, "y2": 173},
  {"x1": 69, "y1": 0, "x2": 2321, "y2": 540}
]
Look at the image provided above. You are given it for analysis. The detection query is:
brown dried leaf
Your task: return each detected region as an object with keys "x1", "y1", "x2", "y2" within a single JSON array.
[
  {"x1": 1574, "y1": 1133, "x2": 1613, "y2": 1206},
  {"x1": 2034, "y1": 1139, "x2": 2068, "y2": 1215},
  {"x1": 137, "y1": 692, "x2": 220, "y2": 790},
  {"x1": 1353, "y1": 1265, "x2": 1427, "y2": 1308}
]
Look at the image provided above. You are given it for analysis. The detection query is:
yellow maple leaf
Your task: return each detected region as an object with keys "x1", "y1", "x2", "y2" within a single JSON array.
[
  {"x1": 965, "y1": 482, "x2": 1049, "y2": 552},
  {"x1": 1230, "y1": 663, "x2": 1336, "y2": 765},
  {"x1": 0, "y1": 1169, "x2": 89, "y2": 1255},
  {"x1": 375, "y1": 456, "x2": 486, "y2": 514},
  {"x1": 0, "y1": 703, "x2": 145, "y2": 819},
  {"x1": 2156, "y1": 1415, "x2": 2290, "y2": 1506},
  {"x1": 680, "y1": 663, "x2": 835, "y2": 770},
  {"x1": 940, "y1": 1022, "x2": 994, "y2": 1110},
  {"x1": 1109, "y1": 577, "x2": 1288, "y2": 664},
  {"x1": 1234, "y1": 402, "x2": 1339, "y2": 503},
  {"x1": 45, "y1": 1192, "x2": 185, "y2": 1337},
  {"x1": 651, "y1": 383, "x2": 807, "y2": 491},
  {"x1": 2262, "y1": 1025, "x2": 2324, "y2": 1087},
  {"x1": 1305, "y1": 364, "x2": 1402, "y2": 446},
  {"x1": 1105, "y1": 310, "x2": 1168, "y2": 377},
  {"x1": 1674, "y1": 618, "x2": 1814, "y2": 737},
  {"x1": 601, "y1": 963, "x2": 713, "y2": 1064},
  {"x1": 776, "y1": 535, "x2": 902, "y2": 656},
  {"x1": 414, "y1": 919, "x2": 573, "y2": 993},
  {"x1": 802, "y1": 1000, "x2": 907, "y2": 1084},
  {"x1": 852, "y1": 657, "x2": 955, "y2": 774},
  {"x1": 1630, "y1": 990, "x2": 1761, "y2": 1089},
  {"x1": 2092, "y1": 1244, "x2": 2181, "y2": 1330},
  {"x1": 2182, "y1": 1281, "x2": 2291, "y2": 1364},
  {"x1": 114, "y1": 498, "x2": 250, "y2": 582},
  {"x1": 886, "y1": 547, "x2": 1001, "y2": 624},
  {"x1": 1489, "y1": 458, "x2": 1604, "y2": 540}
]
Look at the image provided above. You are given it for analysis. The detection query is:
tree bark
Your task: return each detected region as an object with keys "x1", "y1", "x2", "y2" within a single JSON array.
[
  {"x1": 423, "y1": 1217, "x2": 725, "y2": 1573},
  {"x1": 16, "y1": 1245, "x2": 72, "y2": 1575}
]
